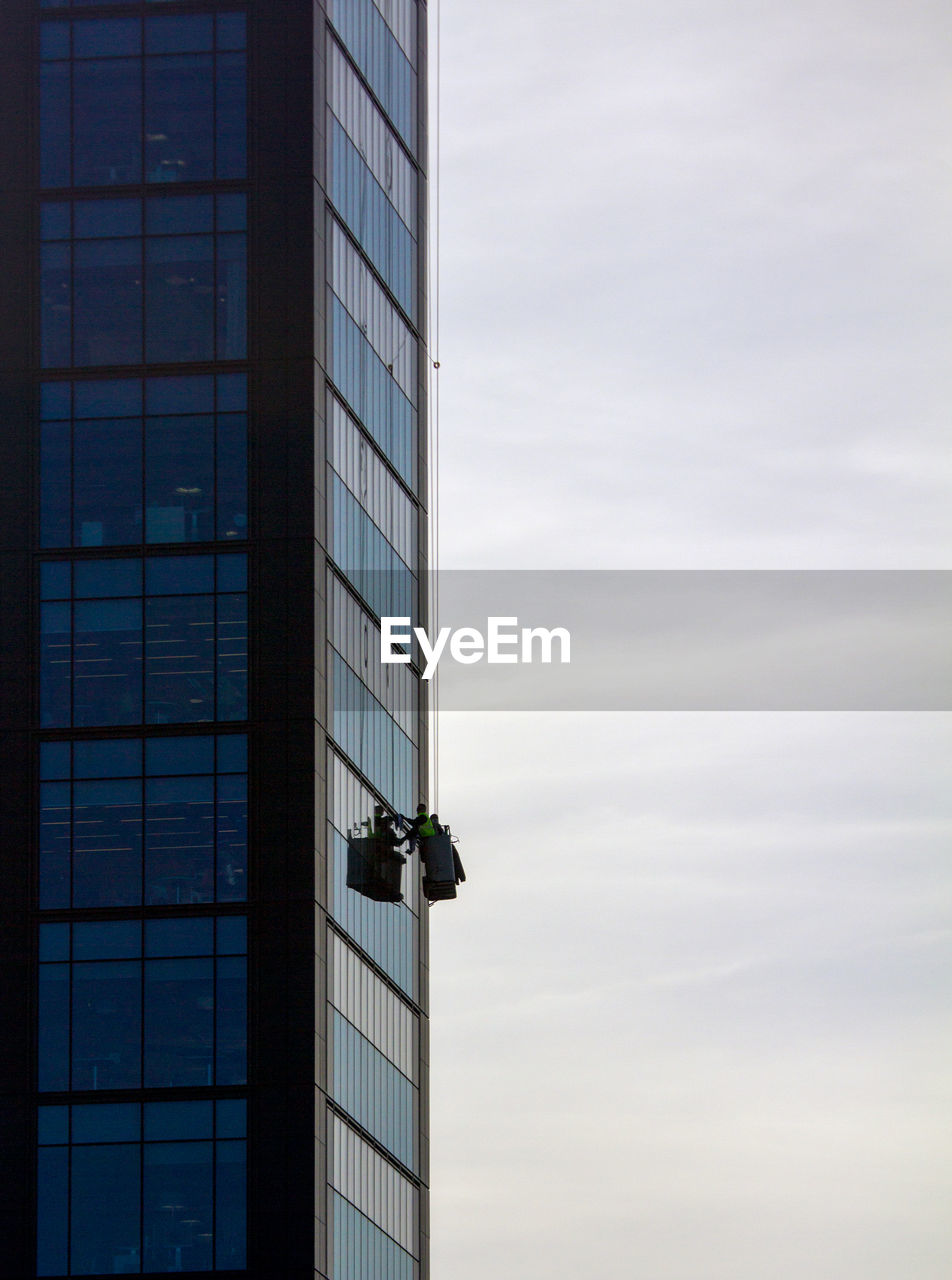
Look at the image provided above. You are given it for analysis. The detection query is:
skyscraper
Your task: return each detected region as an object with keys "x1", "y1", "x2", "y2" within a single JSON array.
[{"x1": 0, "y1": 2, "x2": 431, "y2": 1276}]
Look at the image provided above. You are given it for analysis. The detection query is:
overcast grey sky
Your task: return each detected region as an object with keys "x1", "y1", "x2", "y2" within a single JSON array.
[{"x1": 425, "y1": 3, "x2": 951, "y2": 1278}]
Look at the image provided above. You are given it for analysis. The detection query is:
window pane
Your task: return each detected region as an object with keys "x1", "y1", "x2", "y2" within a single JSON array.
[
  {"x1": 40, "y1": 601, "x2": 71, "y2": 728},
  {"x1": 70, "y1": 1144, "x2": 140, "y2": 1277},
  {"x1": 216, "y1": 592, "x2": 247, "y2": 720},
  {"x1": 216, "y1": 772, "x2": 247, "y2": 901},
  {"x1": 74, "y1": 736, "x2": 140, "y2": 777},
  {"x1": 36, "y1": 1147, "x2": 69, "y2": 1278},
  {"x1": 72, "y1": 777, "x2": 142, "y2": 907},
  {"x1": 72, "y1": 960, "x2": 141, "y2": 1089},
  {"x1": 73, "y1": 238, "x2": 142, "y2": 367},
  {"x1": 146, "y1": 14, "x2": 213, "y2": 54},
  {"x1": 40, "y1": 781, "x2": 71, "y2": 909},
  {"x1": 73, "y1": 58, "x2": 141, "y2": 186},
  {"x1": 143, "y1": 1141, "x2": 213, "y2": 1273},
  {"x1": 216, "y1": 1141, "x2": 247, "y2": 1269},
  {"x1": 146, "y1": 236, "x2": 214, "y2": 363},
  {"x1": 40, "y1": 421, "x2": 71, "y2": 548},
  {"x1": 73, "y1": 18, "x2": 141, "y2": 59},
  {"x1": 216, "y1": 231, "x2": 246, "y2": 357},
  {"x1": 145, "y1": 775, "x2": 215, "y2": 905},
  {"x1": 38, "y1": 964, "x2": 70, "y2": 1092},
  {"x1": 73, "y1": 418, "x2": 142, "y2": 547},
  {"x1": 215, "y1": 954, "x2": 246, "y2": 1085},
  {"x1": 40, "y1": 63, "x2": 70, "y2": 188},
  {"x1": 145, "y1": 593, "x2": 215, "y2": 723},
  {"x1": 73, "y1": 597, "x2": 141, "y2": 726},
  {"x1": 216, "y1": 412, "x2": 247, "y2": 540},
  {"x1": 41, "y1": 242, "x2": 71, "y2": 368},
  {"x1": 144, "y1": 957, "x2": 214, "y2": 1086},
  {"x1": 215, "y1": 50, "x2": 246, "y2": 179},
  {"x1": 75, "y1": 377, "x2": 142, "y2": 416},
  {"x1": 145, "y1": 54, "x2": 214, "y2": 183},
  {"x1": 145, "y1": 414, "x2": 214, "y2": 543}
]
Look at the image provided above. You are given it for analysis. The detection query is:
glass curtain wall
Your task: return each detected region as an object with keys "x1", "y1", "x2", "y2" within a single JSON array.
[
  {"x1": 323, "y1": 1, "x2": 425, "y2": 1277},
  {"x1": 34, "y1": 3, "x2": 249, "y2": 1274}
]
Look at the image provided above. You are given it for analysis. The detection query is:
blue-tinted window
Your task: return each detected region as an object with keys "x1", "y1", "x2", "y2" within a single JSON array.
[
  {"x1": 40, "y1": 554, "x2": 247, "y2": 727},
  {"x1": 37, "y1": 1101, "x2": 246, "y2": 1277},
  {"x1": 330, "y1": 827, "x2": 416, "y2": 998},
  {"x1": 332, "y1": 478, "x2": 415, "y2": 623},
  {"x1": 329, "y1": 119, "x2": 417, "y2": 320},
  {"x1": 39, "y1": 734, "x2": 247, "y2": 909},
  {"x1": 333, "y1": 1192, "x2": 416, "y2": 1280},
  {"x1": 333, "y1": 1011, "x2": 416, "y2": 1170},
  {"x1": 41, "y1": 197, "x2": 247, "y2": 368},
  {"x1": 40, "y1": 14, "x2": 247, "y2": 188},
  {"x1": 327, "y1": 0, "x2": 417, "y2": 151},
  {"x1": 38, "y1": 918, "x2": 247, "y2": 1092},
  {"x1": 329, "y1": 294, "x2": 414, "y2": 485},
  {"x1": 331, "y1": 652, "x2": 414, "y2": 815},
  {"x1": 42, "y1": 372, "x2": 246, "y2": 548}
]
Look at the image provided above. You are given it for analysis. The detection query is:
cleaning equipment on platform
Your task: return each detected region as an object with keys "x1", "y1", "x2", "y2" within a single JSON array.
[
  {"x1": 419, "y1": 823, "x2": 465, "y2": 903},
  {"x1": 346, "y1": 831, "x2": 407, "y2": 903}
]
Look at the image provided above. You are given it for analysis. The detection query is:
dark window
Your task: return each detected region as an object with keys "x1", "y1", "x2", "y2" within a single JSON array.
[
  {"x1": 38, "y1": 918, "x2": 247, "y2": 1092},
  {"x1": 40, "y1": 195, "x2": 247, "y2": 369},
  {"x1": 37, "y1": 1100, "x2": 246, "y2": 1276},
  {"x1": 40, "y1": 553, "x2": 247, "y2": 727},
  {"x1": 39, "y1": 733, "x2": 247, "y2": 909},
  {"x1": 40, "y1": 13, "x2": 247, "y2": 188},
  {"x1": 40, "y1": 373, "x2": 247, "y2": 549}
]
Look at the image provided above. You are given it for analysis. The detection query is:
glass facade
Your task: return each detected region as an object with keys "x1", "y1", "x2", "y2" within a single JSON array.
[
  {"x1": 40, "y1": 11, "x2": 246, "y2": 189},
  {"x1": 37, "y1": 1100, "x2": 246, "y2": 1276},
  {"x1": 8, "y1": 1, "x2": 428, "y2": 1275},
  {"x1": 40, "y1": 373, "x2": 247, "y2": 548},
  {"x1": 39, "y1": 552, "x2": 247, "y2": 728},
  {"x1": 41, "y1": 194, "x2": 247, "y2": 368},
  {"x1": 39, "y1": 733, "x2": 247, "y2": 909},
  {"x1": 323, "y1": 2, "x2": 427, "y2": 1271},
  {"x1": 29, "y1": 3, "x2": 255, "y2": 1273},
  {"x1": 38, "y1": 915, "x2": 247, "y2": 1092}
]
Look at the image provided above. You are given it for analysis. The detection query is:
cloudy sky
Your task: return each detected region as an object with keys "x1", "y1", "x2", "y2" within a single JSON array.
[{"x1": 424, "y1": 2, "x2": 951, "y2": 1278}]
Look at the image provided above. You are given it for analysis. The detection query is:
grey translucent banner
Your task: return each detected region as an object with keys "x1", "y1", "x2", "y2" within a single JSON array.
[{"x1": 385, "y1": 571, "x2": 950, "y2": 710}]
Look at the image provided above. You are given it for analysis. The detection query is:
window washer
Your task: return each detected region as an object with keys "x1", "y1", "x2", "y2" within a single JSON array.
[
  {"x1": 400, "y1": 803, "x2": 430, "y2": 853},
  {"x1": 362, "y1": 803, "x2": 386, "y2": 837}
]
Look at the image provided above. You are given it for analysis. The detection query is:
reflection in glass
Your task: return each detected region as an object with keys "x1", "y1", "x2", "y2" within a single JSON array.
[
  {"x1": 70, "y1": 1144, "x2": 140, "y2": 1277},
  {"x1": 145, "y1": 774, "x2": 215, "y2": 905},
  {"x1": 73, "y1": 418, "x2": 142, "y2": 546},
  {"x1": 73, "y1": 58, "x2": 141, "y2": 185},
  {"x1": 143, "y1": 1142, "x2": 214, "y2": 1273},
  {"x1": 144, "y1": 957, "x2": 214, "y2": 1087},
  {"x1": 72, "y1": 597, "x2": 141, "y2": 726},
  {"x1": 72, "y1": 778, "x2": 142, "y2": 907},
  {"x1": 146, "y1": 236, "x2": 215, "y2": 364},
  {"x1": 145, "y1": 54, "x2": 214, "y2": 183},
  {"x1": 145, "y1": 414, "x2": 214, "y2": 543},
  {"x1": 73, "y1": 239, "x2": 142, "y2": 367},
  {"x1": 145, "y1": 594, "x2": 215, "y2": 724},
  {"x1": 71, "y1": 960, "x2": 141, "y2": 1090}
]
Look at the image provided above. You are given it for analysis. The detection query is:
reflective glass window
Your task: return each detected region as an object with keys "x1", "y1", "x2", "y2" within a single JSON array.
[
  {"x1": 332, "y1": 1011, "x2": 416, "y2": 1169},
  {"x1": 39, "y1": 734, "x2": 247, "y2": 909},
  {"x1": 327, "y1": 0, "x2": 417, "y2": 151},
  {"x1": 37, "y1": 1101, "x2": 246, "y2": 1277},
  {"x1": 41, "y1": 373, "x2": 247, "y2": 548},
  {"x1": 40, "y1": 13, "x2": 247, "y2": 188},
  {"x1": 37, "y1": 918, "x2": 247, "y2": 1092},
  {"x1": 40, "y1": 197, "x2": 247, "y2": 368},
  {"x1": 39, "y1": 554, "x2": 247, "y2": 727}
]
